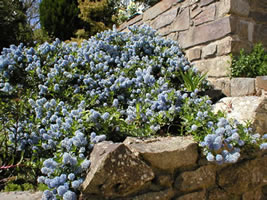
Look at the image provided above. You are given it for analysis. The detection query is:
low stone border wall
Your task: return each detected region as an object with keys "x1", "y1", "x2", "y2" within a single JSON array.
[
  {"x1": 208, "y1": 76, "x2": 267, "y2": 97},
  {"x1": 80, "y1": 136, "x2": 267, "y2": 200}
]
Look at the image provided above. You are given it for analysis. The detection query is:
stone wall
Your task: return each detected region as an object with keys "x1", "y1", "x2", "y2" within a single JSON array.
[
  {"x1": 118, "y1": 0, "x2": 267, "y2": 90},
  {"x1": 81, "y1": 136, "x2": 267, "y2": 200}
]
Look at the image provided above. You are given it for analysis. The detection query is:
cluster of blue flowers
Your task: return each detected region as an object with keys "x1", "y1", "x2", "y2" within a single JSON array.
[{"x1": 0, "y1": 25, "x2": 266, "y2": 199}]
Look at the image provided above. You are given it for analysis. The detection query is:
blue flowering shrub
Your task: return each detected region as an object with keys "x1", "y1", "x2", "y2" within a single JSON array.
[{"x1": 0, "y1": 25, "x2": 266, "y2": 199}]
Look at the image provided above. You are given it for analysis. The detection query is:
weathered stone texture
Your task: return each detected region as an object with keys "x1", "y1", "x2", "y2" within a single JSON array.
[
  {"x1": 192, "y1": 56, "x2": 231, "y2": 77},
  {"x1": 256, "y1": 76, "x2": 267, "y2": 92},
  {"x1": 218, "y1": 157, "x2": 267, "y2": 194},
  {"x1": 230, "y1": 0, "x2": 250, "y2": 17},
  {"x1": 82, "y1": 142, "x2": 154, "y2": 198},
  {"x1": 190, "y1": 6, "x2": 202, "y2": 18},
  {"x1": 175, "y1": 190, "x2": 206, "y2": 200},
  {"x1": 175, "y1": 165, "x2": 216, "y2": 192},
  {"x1": 151, "y1": 7, "x2": 178, "y2": 30},
  {"x1": 242, "y1": 188, "x2": 266, "y2": 200},
  {"x1": 186, "y1": 47, "x2": 202, "y2": 61},
  {"x1": 179, "y1": 17, "x2": 233, "y2": 48},
  {"x1": 128, "y1": 189, "x2": 175, "y2": 200},
  {"x1": 143, "y1": 0, "x2": 177, "y2": 21},
  {"x1": 231, "y1": 78, "x2": 255, "y2": 96},
  {"x1": 124, "y1": 136, "x2": 198, "y2": 171},
  {"x1": 171, "y1": 7, "x2": 190, "y2": 31},
  {"x1": 200, "y1": 0, "x2": 215, "y2": 7},
  {"x1": 202, "y1": 43, "x2": 217, "y2": 58},
  {"x1": 213, "y1": 95, "x2": 267, "y2": 135},
  {"x1": 194, "y1": 4, "x2": 216, "y2": 26},
  {"x1": 207, "y1": 77, "x2": 231, "y2": 96},
  {"x1": 216, "y1": 0, "x2": 231, "y2": 18},
  {"x1": 217, "y1": 36, "x2": 232, "y2": 56}
]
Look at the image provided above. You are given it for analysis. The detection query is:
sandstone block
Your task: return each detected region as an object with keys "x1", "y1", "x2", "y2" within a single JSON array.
[
  {"x1": 218, "y1": 157, "x2": 267, "y2": 195},
  {"x1": 230, "y1": 0, "x2": 250, "y2": 17},
  {"x1": 207, "y1": 77, "x2": 231, "y2": 96},
  {"x1": 179, "y1": 16, "x2": 233, "y2": 48},
  {"x1": 194, "y1": 4, "x2": 216, "y2": 26},
  {"x1": 192, "y1": 56, "x2": 231, "y2": 77},
  {"x1": 82, "y1": 141, "x2": 154, "y2": 198},
  {"x1": 158, "y1": 26, "x2": 172, "y2": 36},
  {"x1": 166, "y1": 32, "x2": 179, "y2": 41},
  {"x1": 217, "y1": 36, "x2": 232, "y2": 56},
  {"x1": 213, "y1": 95, "x2": 267, "y2": 135},
  {"x1": 243, "y1": 188, "x2": 266, "y2": 200},
  {"x1": 190, "y1": 6, "x2": 202, "y2": 18},
  {"x1": 256, "y1": 76, "x2": 267, "y2": 92},
  {"x1": 143, "y1": 0, "x2": 177, "y2": 21},
  {"x1": 208, "y1": 188, "x2": 230, "y2": 200},
  {"x1": 186, "y1": 47, "x2": 202, "y2": 61},
  {"x1": 216, "y1": 0, "x2": 231, "y2": 18},
  {"x1": 254, "y1": 24, "x2": 267, "y2": 47},
  {"x1": 238, "y1": 20, "x2": 249, "y2": 40},
  {"x1": 128, "y1": 189, "x2": 175, "y2": 200},
  {"x1": 171, "y1": 7, "x2": 190, "y2": 31},
  {"x1": 202, "y1": 43, "x2": 217, "y2": 58},
  {"x1": 175, "y1": 165, "x2": 216, "y2": 192},
  {"x1": 230, "y1": 78, "x2": 255, "y2": 96},
  {"x1": 124, "y1": 136, "x2": 198, "y2": 172},
  {"x1": 175, "y1": 190, "x2": 206, "y2": 200},
  {"x1": 200, "y1": 0, "x2": 215, "y2": 7},
  {"x1": 151, "y1": 7, "x2": 178, "y2": 30}
]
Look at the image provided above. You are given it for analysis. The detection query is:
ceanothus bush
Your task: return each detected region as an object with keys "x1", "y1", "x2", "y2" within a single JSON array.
[{"x1": 0, "y1": 25, "x2": 266, "y2": 199}]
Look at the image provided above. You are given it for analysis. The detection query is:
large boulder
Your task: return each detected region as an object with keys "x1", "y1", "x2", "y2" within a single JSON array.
[
  {"x1": 81, "y1": 141, "x2": 154, "y2": 199},
  {"x1": 123, "y1": 136, "x2": 198, "y2": 172},
  {"x1": 213, "y1": 94, "x2": 267, "y2": 135}
]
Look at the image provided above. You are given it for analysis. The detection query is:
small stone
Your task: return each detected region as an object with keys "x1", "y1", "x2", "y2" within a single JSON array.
[
  {"x1": 194, "y1": 4, "x2": 216, "y2": 26},
  {"x1": 175, "y1": 165, "x2": 216, "y2": 192},
  {"x1": 151, "y1": 7, "x2": 178, "y2": 30},
  {"x1": 175, "y1": 190, "x2": 206, "y2": 200},
  {"x1": 202, "y1": 43, "x2": 217, "y2": 58},
  {"x1": 171, "y1": 7, "x2": 190, "y2": 31},
  {"x1": 217, "y1": 36, "x2": 232, "y2": 56},
  {"x1": 186, "y1": 47, "x2": 202, "y2": 61},
  {"x1": 231, "y1": 78, "x2": 255, "y2": 96},
  {"x1": 256, "y1": 76, "x2": 267, "y2": 91}
]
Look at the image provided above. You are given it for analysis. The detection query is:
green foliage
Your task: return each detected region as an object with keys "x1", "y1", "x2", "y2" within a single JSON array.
[
  {"x1": 230, "y1": 43, "x2": 267, "y2": 78},
  {"x1": 39, "y1": 0, "x2": 82, "y2": 40},
  {"x1": 3, "y1": 182, "x2": 35, "y2": 192},
  {"x1": 77, "y1": 0, "x2": 118, "y2": 37},
  {"x1": 0, "y1": 0, "x2": 33, "y2": 50}
]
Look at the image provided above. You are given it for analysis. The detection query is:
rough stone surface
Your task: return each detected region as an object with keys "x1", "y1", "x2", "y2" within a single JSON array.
[
  {"x1": 242, "y1": 188, "x2": 266, "y2": 200},
  {"x1": 218, "y1": 157, "x2": 267, "y2": 195},
  {"x1": 202, "y1": 43, "x2": 217, "y2": 58},
  {"x1": 0, "y1": 191, "x2": 43, "y2": 200},
  {"x1": 200, "y1": 0, "x2": 215, "y2": 7},
  {"x1": 231, "y1": 78, "x2": 255, "y2": 96},
  {"x1": 190, "y1": 6, "x2": 202, "y2": 18},
  {"x1": 186, "y1": 47, "x2": 202, "y2": 61},
  {"x1": 175, "y1": 190, "x2": 206, "y2": 200},
  {"x1": 179, "y1": 16, "x2": 233, "y2": 48},
  {"x1": 175, "y1": 165, "x2": 216, "y2": 192},
  {"x1": 158, "y1": 26, "x2": 172, "y2": 36},
  {"x1": 230, "y1": 0, "x2": 250, "y2": 17},
  {"x1": 254, "y1": 24, "x2": 267, "y2": 47},
  {"x1": 213, "y1": 95, "x2": 267, "y2": 134},
  {"x1": 192, "y1": 56, "x2": 231, "y2": 77},
  {"x1": 256, "y1": 76, "x2": 267, "y2": 94},
  {"x1": 151, "y1": 7, "x2": 178, "y2": 30},
  {"x1": 124, "y1": 136, "x2": 198, "y2": 172},
  {"x1": 194, "y1": 4, "x2": 216, "y2": 26},
  {"x1": 208, "y1": 188, "x2": 232, "y2": 200},
  {"x1": 216, "y1": 0, "x2": 231, "y2": 18},
  {"x1": 217, "y1": 36, "x2": 232, "y2": 56},
  {"x1": 207, "y1": 77, "x2": 231, "y2": 96},
  {"x1": 82, "y1": 141, "x2": 154, "y2": 198},
  {"x1": 143, "y1": 0, "x2": 177, "y2": 21},
  {"x1": 171, "y1": 7, "x2": 190, "y2": 31},
  {"x1": 128, "y1": 189, "x2": 175, "y2": 200}
]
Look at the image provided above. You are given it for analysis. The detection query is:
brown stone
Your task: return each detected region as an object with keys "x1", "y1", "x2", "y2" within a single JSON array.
[
  {"x1": 151, "y1": 7, "x2": 178, "y2": 30},
  {"x1": 171, "y1": 7, "x2": 190, "y2": 31},
  {"x1": 230, "y1": 0, "x2": 250, "y2": 17},
  {"x1": 238, "y1": 21, "x2": 249, "y2": 40},
  {"x1": 200, "y1": 0, "x2": 215, "y2": 7},
  {"x1": 175, "y1": 190, "x2": 206, "y2": 200},
  {"x1": 175, "y1": 165, "x2": 216, "y2": 192},
  {"x1": 207, "y1": 77, "x2": 231, "y2": 96},
  {"x1": 208, "y1": 188, "x2": 233, "y2": 200},
  {"x1": 158, "y1": 26, "x2": 172, "y2": 36},
  {"x1": 256, "y1": 76, "x2": 267, "y2": 91},
  {"x1": 157, "y1": 175, "x2": 173, "y2": 188},
  {"x1": 186, "y1": 47, "x2": 202, "y2": 61},
  {"x1": 231, "y1": 78, "x2": 255, "y2": 96},
  {"x1": 218, "y1": 157, "x2": 267, "y2": 195},
  {"x1": 124, "y1": 136, "x2": 198, "y2": 172},
  {"x1": 128, "y1": 189, "x2": 175, "y2": 200},
  {"x1": 243, "y1": 188, "x2": 265, "y2": 200},
  {"x1": 192, "y1": 56, "x2": 231, "y2": 77},
  {"x1": 178, "y1": 16, "x2": 233, "y2": 49},
  {"x1": 248, "y1": 22, "x2": 254, "y2": 42},
  {"x1": 254, "y1": 24, "x2": 267, "y2": 47},
  {"x1": 231, "y1": 40, "x2": 252, "y2": 55},
  {"x1": 82, "y1": 141, "x2": 154, "y2": 198},
  {"x1": 202, "y1": 43, "x2": 217, "y2": 58},
  {"x1": 166, "y1": 32, "x2": 179, "y2": 41},
  {"x1": 194, "y1": 4, "x2": 216, "y2": 26},
  {"x1": 143, "y1": 0, "x2": 177, "y2": 21},
  {"x1": 217, "y1": 36, "x2": 232, "y2": 56}
]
